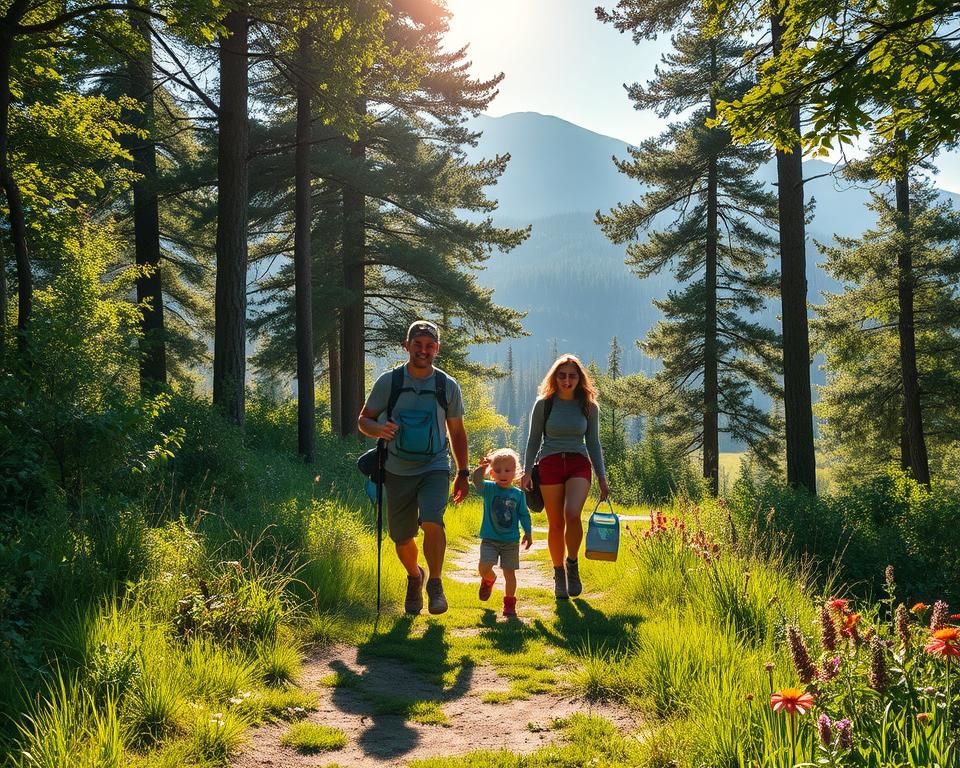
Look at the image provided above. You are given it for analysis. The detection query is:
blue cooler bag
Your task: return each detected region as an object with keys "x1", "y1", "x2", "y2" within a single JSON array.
[{"x1": 585, "y1": 500, "x2": 620, "y2": 562}]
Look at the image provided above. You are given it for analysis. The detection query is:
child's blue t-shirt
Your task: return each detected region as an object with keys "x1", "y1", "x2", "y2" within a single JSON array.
[{"x1": 478, "y1": 481, "x2": 531, "y2": 542}]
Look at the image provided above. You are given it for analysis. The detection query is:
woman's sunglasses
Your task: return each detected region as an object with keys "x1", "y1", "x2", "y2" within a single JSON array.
[{"x1": 556, "y1": 371, "x2": 579, "y2": 380}]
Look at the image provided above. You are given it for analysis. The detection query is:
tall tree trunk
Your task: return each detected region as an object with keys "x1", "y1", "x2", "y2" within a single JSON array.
[
  {"x1": 771, "y1": 10, "x2": 817, "y2": 495},
  {"x1": 328, "y1": 322, "x2": 341, "y2": 434},
  {"x1": 0, "y1": 25, "x2": 32, "y2": 355},
  {"x1": 895, "y1": 163, "x2": 930, "y2": 486},
  {"x1": 213, "y1": 9, "x2": 249, "y2": 425},
  {"x1": 127, "y1": 7, "x2": 166, "y2": 392},
  {"x1": 339, "y1": 109, "x2": 365, "y2": 438},
  {"x1": 703, "y1": 89, "x2": 720, "y2": 497},
  {"x1": 293, "y1": 25, "x2": 315, "y2": 462}
]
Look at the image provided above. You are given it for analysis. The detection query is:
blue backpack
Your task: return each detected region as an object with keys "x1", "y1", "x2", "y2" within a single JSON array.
[{"x1": 386, "y1": 365, "x2": 450, "y2": 464}]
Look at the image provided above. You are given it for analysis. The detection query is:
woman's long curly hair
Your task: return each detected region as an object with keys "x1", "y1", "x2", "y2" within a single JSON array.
[{"x1": 537, "y1": 354, "x2": 597, "y2": 416}]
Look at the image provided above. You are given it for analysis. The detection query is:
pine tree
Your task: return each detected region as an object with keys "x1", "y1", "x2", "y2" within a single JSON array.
[
  {"x1": 815, "y1": 181, "x2": 960, "y2": 484},
  {"x1": 596, "y1": 9, "x2": 782, "y2": 495}
]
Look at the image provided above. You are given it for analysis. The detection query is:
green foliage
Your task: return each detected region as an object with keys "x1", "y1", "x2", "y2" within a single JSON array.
[
  {"x1": 712, "y1": 0, "x2": 960, "y2": 172},
  {"x1": 728, "y1": 465, "x2": 960, "y2": 602}
]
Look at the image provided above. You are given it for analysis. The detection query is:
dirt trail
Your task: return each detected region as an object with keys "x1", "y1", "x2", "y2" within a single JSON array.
[
  {"x1": 234, "y1": 516, "x2": 651, "y2": 767},
  {"x1": 234, "y1": 645, "x2": 641, "y2": 768}
]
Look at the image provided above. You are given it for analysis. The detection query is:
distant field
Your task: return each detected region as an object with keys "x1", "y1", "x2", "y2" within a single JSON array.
[{"x1": 712, "y1": 452, "x2": 834, "y2": 494}]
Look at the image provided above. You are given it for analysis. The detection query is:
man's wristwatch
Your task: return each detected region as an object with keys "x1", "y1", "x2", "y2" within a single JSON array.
[{"x1": 456, "y1": 468, "x2": 470, "y2": 479}]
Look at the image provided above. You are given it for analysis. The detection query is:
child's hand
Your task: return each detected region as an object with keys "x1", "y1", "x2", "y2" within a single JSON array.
[
  {"x1": 477, "y1": 456, "x2": 491, "y2": 470},
  {"x1": 522, "y1": 532, "x2": 533, "y2": 550}
]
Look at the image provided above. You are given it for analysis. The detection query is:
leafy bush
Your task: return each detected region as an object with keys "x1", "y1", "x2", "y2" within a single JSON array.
[{"x1": 727, "y1": 465, "x2": 960, "y2": 603}]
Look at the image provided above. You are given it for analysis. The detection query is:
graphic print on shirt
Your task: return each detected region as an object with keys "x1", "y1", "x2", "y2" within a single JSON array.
[{"x1": 490, "y1": 494, "x2": 517, "y2": 535}]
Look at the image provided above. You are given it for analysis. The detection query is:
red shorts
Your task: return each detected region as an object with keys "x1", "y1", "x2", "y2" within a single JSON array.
[{"x1": 538, "y1": 452, "x2": 592, "y2": 484}]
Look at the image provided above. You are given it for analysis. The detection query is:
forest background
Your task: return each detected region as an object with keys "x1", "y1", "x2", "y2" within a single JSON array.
[{"x1": 2, "y1": 0, "x2": 960, "y2": 765}]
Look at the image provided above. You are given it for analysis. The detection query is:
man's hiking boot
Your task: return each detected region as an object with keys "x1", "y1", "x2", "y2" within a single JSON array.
[
  {"x1": 554, "y1": 566, "x2": 568, "y2": 600},
  {"x1": 426, "y1": 577, "x2": 448, "y2": 614},
  {"x1": 478, "y1": 575, "x2": 496, "y2": 601},
  {"x1": 405, "y1": 566, "x2": 425, "y2": 614},
  {"x1": 503, "y1": 596, "x2": 518, "y2": 617},
  {"x1": 566, "y1": 557, "x2": 582, "y2": 598}
]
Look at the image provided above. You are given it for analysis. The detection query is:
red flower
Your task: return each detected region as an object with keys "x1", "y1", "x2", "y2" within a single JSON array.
[
  {"x1": 828, "y1": 598, "x2": 849, "y2": 613},
  {"x1": 925, "y1": 627, "x2": 960, "y2": 658},
  {"x1": 770, "y1": 688, "x2": 815, "y2": 715},
  {"x1": 911, "y1": 602, "x2": 929, "y2": 614}
]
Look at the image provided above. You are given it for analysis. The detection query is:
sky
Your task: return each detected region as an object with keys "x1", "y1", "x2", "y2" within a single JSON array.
[{"x1": 443, "y1": 0, "x2": 960, "y2": 194}]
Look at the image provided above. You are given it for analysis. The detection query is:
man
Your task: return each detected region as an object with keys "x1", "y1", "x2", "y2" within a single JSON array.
[{"x1": 358, "y1": 320, "x2": 470, "y2": 614}]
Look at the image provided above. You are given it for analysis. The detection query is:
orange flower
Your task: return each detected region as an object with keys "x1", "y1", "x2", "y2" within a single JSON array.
[
  {"x1": 925, "y1": 627, "x2": 960, "y2": 658},
  {"x1": 841, "y1": 612, "x2": 861, "y2": 635},
  {"x1": 828, "y1": 598, "x2": 849, "y2": 613},
  {"x1": 770, "y1": 688, "x2": 815, "y2": 715},
  {"x1": 911, "y1": 602, "x2": 929, "y2": 614}
]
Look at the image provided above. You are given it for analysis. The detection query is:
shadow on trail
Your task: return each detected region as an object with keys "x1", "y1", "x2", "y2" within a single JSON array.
[
  {"x1": 325, "y1": 615, "x2": 477, "y2": 760},
  {"x1": 479, "y1": 608, "x2": 539, "y2": 655}
]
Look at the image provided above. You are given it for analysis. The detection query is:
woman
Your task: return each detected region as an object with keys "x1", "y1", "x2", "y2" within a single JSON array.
[{"x1": 522, "y1": 355, "x2": 608, "y2": 599}]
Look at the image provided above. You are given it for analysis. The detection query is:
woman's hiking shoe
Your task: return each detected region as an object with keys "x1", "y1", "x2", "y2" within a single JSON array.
[
  {"x1": 503, "y1": 596, "x2": 518, "y2": 617},
  {"x1": 405, "y1": 566, "x2": 425, "y2": 614},
  {"x1": 554, "y1": 566, "x2": 569, "y2": 599},
  {"x1": 479, "y1": 575, "x2": 496, "y2": 601},
  {"x1": 426, "y1": 578, "x2": 448, "y2": 614},
  {"x1": 566, "y1": 557, "x2": 582, "y2": 598}
]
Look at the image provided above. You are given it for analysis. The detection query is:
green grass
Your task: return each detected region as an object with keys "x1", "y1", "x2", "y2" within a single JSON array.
[{"x1": 279, "y1": 722, "x2": 348, "y2": 753}]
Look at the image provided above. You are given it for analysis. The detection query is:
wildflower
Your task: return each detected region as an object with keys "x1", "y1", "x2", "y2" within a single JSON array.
[
  {"x1": 884, "y1": 565, "x2": 896, "y2": 595},
  {"x1": 834, "y1": 719, "x2": 853, "y2": 749},
  {"x1": 863, "y1": 626, "x2": 876, "y2": 644},
  {"x1": 745, "y1": 693, "x2": 754, "y2": 701},
  {"x1": 820, "y1": 655, "x2": 841, "y2": 681},
  {"x1": 951, "y1": 613, "x2": 960, "y2": 622},
  {"x1": 764, "y1": 661, "x2": 776, "y2": 672},
  {"x1": 841, "y1": 613, "x2": 861, "y2": 648},
  {"x1": 817, "y1": 714, "x2": 833, "y2": 746},
  {"x1": 895, "y1": 603, "x2": 910, "y2": 647},
  {"x1": 930, "y1": 600, "x2": 950, "y2": 631},
  {"x1": 787, "y1": 625, "x2": 817, "y2": 684},
  {"x1": 911, "y1": 602, "x2": 929, "y2": 615},
  {"x1": 828, "y1": 598, "x2": 849, "y2": 613},
  {"x1": 770, "y1": 688, "x2": 814, "y2": 715},
  {"x1": 869, "y1": 637, "x2": 888, "y2": 693},
  {"x1": 924, "y1": 686, "x2": 937, "y2": 695},
  {"x1": 917, "y1": 712, "x2": 932, "y2": 724},
  {"x1": 820, "y1": 605, "x2": 838, "y2": 651},
  {"x1": 925, "y1": 627, "x2": 960, "y2": 658}
]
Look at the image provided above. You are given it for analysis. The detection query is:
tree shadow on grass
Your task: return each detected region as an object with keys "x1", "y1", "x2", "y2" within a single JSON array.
[{"x1": 534, "y1": 597, "x2": 640, "y2": 654}]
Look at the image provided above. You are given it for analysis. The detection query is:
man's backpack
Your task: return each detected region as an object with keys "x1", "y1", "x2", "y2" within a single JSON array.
[{"x1": 358, "y1": 366, "x2": 450, "y2": 477}]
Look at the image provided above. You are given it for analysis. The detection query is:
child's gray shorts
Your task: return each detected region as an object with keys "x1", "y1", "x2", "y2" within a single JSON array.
[{"x1": 479, "y1": 538, "x2": 520, "y2": 570}]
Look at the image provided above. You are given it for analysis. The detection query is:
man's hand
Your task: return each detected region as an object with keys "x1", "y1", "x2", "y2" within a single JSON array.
[
  {"x1": 522, "y1": 532, "x2": 533, "y2": 550},
  {"x1": 452, "y1": 473, "x2": 469, "y2": 503},
  {"x1": 379, "y1": 419, "x2": 399, "y2": 442}
]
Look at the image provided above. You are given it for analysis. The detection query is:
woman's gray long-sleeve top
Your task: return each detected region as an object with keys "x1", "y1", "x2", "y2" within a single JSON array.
[{"x1": 524, "y1": 397, "x2": 606, "y2": 479}]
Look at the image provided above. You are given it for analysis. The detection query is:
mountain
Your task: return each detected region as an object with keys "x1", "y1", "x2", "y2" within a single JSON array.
[{"x1": 463, "y1": 112, "x2": 960, "y2": 447}]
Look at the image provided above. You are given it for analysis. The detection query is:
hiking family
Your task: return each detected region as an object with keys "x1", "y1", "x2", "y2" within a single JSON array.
[{"x1": 358, "y1": 320, "x2": 608, "y2": 617}]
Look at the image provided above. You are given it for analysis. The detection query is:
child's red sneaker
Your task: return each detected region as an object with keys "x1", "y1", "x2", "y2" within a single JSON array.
[
  {"x1": 478, "y1": 575, "x2": 496, "y2": 601},
  {"x1": 503, "y1": 596, "x2": 518, "y2": 617}
]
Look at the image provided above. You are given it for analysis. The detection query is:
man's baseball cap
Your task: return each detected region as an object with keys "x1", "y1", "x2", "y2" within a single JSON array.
[{"x1": 406, "y1": 320, "x2": 440, "y2": 343}]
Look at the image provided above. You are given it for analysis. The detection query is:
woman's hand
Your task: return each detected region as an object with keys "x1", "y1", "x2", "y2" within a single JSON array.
[
  {"x1": 520, "y1": 471, "x2": 533, "y2": 491},
  {"x1": 598, "y1": 476, "x2": 609, "y2": 502}
]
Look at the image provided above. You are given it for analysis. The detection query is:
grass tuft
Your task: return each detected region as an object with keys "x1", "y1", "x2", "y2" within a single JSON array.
[{"x1": 279, "y1": 722, "x2": 348, "y2": 753}]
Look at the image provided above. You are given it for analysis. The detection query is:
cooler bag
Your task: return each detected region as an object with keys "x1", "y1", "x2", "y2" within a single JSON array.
[{"x1": 585, "y1": 500, "x2": 620, "y2": 562}]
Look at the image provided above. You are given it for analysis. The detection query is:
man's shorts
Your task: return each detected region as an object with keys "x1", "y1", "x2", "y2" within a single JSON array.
[
  {"x1": 537, "y1": 452, "x2": 592, "y2": 485},
  {"x1": 383, "y1": 470, "x2": 449, "y2": 543},
  {"x1": 479, "y1": 538, "x2": 521, "y2": 571}
]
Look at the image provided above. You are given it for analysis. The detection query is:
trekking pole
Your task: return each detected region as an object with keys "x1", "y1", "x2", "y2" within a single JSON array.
[{"x1": 375, "y1": 439, "x2": 385, "y2": 614}]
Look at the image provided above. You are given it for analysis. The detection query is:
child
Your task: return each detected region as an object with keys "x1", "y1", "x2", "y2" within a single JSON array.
[{"x1": 472, "y1": 448, "x2": 533, "y2": 617}]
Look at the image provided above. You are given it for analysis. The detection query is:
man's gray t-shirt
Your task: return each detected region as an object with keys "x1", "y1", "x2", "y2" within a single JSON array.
[{"x1": 365, "y1": 365, "x2": 465, "y2": 476}]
